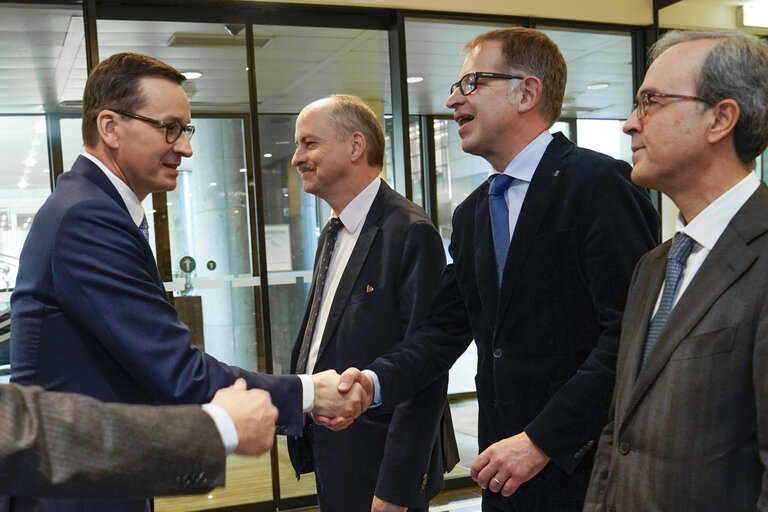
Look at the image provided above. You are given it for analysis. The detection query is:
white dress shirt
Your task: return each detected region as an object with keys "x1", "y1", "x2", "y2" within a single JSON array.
[
  {"x1": 488, "y1": 130, "x2": 553, "y2": 241},
  {"x1": 653, "y1": 172, "x2": 761, "y2": 315},
  {"x1": 306, "y1": 177, "x2": 382, "y2": 374}
]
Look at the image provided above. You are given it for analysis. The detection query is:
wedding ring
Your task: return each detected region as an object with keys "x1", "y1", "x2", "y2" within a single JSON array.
[{"x1": 492, "y1": 477, "x2": 503, "y2": 486}]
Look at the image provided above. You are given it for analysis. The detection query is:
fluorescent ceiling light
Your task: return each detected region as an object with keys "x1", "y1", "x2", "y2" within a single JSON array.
[
  {"x1": 740, "y1": 3, "x2": 768, "y2": 28},
  {"x1": 407, "y1": 76, "x2": 424, "y2": 83},
  {"x1": 587, "y1": 82, "x2": 610, "y2": 90},
  {"x1": 182, "y1": 71, "x2": 202, "y2": 80}
]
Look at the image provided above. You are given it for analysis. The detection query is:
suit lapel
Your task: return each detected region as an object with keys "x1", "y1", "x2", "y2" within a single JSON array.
[
  {"x1": 624, "y1": 246, "x2": 668, "y2": 383},
  {"x1": 619, "y1": 186, "x2": 768, "y2": 428},
  {"x1": 495, "y1": 135, "x2": 569, "y2": 331},
  {"x1": 313, "y1": 182, "x2": 388, "y2": 364},
  {"x1": 290, "y1": 230, "x2": 326, "y2": 372},
  {"x1": 474, "y1": 182, "x2": 499, "y2": 330}
]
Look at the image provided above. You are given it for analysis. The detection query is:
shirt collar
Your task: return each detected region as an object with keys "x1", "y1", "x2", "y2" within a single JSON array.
[
  {"x1": 81, "y1": 152, "x2": 146, "y2": 227},
  {"x1": 676, "y1": 172, "x2": 761, "y2": 250},
  {"x1": 333, "y1": 176, "x2": 382, "y2": 235},
  {"x1": 487, "y1": 130, "x2": 554, "y2": 182}
]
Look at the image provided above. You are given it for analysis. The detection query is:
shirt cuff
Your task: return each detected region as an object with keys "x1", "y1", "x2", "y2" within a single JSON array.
[
  {"x1": 298, "y1": 374, "x2": 314, "y2": 413},
  {"x1": 202, "y1": 403, "x2": 238, "y2": 455},
  {"x1": 362, "y1": 369, "x2": 382, "y2": 408}
]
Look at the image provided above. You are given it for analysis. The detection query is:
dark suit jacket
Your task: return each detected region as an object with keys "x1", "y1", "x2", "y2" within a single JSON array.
[
  {"x1": 9, "y1": 155, "x2": 302, "y2": 512},
  {"x1": 369, "y1": 133, "x2": 659, "y2": 505},
  {"x1": 288, "y1": 181, "x2": 452, "y2": 510},
  {"x1": 0, "y1": 383, "x2": 224, "y2": 499},
  {"x1": 584, "y1": 185, "x2": 768, "y2": 512}
]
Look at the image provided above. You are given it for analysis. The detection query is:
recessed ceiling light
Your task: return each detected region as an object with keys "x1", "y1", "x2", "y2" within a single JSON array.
[
  {"x1": 209, "y1": 182, "x2": 217, "y2": 187},
  {"x1": 182, "y1": 71, "x2": 202, "y2": 80},
  {"x1": 407, "y1": 76, "x2": 424, "y2": 84},
  {"x1": 263, "y1": 153, "x2": 272, "y2": 158},
  {"x1": 239, "y1": 168, "x2": 247, "y2": 173},
  {"x1": 586, "y1": 82, "x2": 610, "y2": 90}
]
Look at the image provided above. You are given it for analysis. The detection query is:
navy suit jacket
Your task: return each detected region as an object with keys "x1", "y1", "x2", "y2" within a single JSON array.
[
  {"x1": 369, "y1": 133, "x2": 659, "y2": 504},
  {"x1": 10, "y1": 155, "x2": 302, "y2": 512},
  {"x1": 288, "y1": 181, "x2": 452, "y2": 510}
]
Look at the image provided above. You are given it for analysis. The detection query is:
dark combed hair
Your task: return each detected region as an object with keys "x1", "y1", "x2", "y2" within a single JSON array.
[{"x1": 81, "y1": 52, "x2": 185, "y2": 147}]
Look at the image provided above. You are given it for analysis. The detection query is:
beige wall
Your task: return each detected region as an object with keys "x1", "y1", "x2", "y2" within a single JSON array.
[{"x1": 241, "y1": 0, "x2": 654, "y2": 25}]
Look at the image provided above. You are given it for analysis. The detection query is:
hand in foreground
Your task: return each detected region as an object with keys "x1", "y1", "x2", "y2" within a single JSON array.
[
  {"x1": 470, "y1": 431, "x2": 550, "y2": 497},
  {"x1": 371, "y1": 495, "x2": 406, "y2": 512},
  {"x1": 311, "y1": 368, "x2": 373, "y2": 424},
  {"x1": 313, "y1": 367, "x2": 375, "y2": 431},
  {"x1": 211, "y1": 378, "x2": 278, "y2": 456}
]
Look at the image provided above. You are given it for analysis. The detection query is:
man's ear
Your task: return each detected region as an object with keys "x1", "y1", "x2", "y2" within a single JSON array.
[
  {"x1": 516, "y1": 76, "x2": 544, "y2": 115},
  {"x1": 707, "y1": 98, "x2": 739, "y2": 146},
  {"x1": 96, "y1": 110, "x2": 121, "y2": 150},
  {"x1": 349, "y1": 131, "x2": 367, "y2": 163}
]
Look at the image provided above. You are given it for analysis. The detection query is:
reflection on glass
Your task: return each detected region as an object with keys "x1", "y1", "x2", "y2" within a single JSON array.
[
  {"x1": 576, "y1": 119, "x2": 632, "y2": 164},
  {"x1": 166, "y1": 118, "x2": 257, "y2": 370},
  {"x1": 409, "y1": 117, "x2": 423, "y2": 207},
  {"x1": 97, "y1": 19, "x2": 250, "y2": 112},
  {"x1": 0, "y1": 3, "x2": 86, "y2": 114},
  {"x1": 0, "y1": 116, "x2": 52, "y2": 297}
]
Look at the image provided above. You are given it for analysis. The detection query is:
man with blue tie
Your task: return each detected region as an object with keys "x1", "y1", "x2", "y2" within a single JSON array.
[
  {"x1": 338, "y1": 27, "x2": 659, "y2": 511},
  {"x1": 9, "y1": 52, "x2": 369, "y2": 512},
  {"x1": 584, "y1": 30, "x2": 768, "y2": 512}
]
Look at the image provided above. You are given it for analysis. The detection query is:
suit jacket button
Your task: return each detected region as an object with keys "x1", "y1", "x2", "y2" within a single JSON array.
[
  {"x1": 493, "y1": 348, "x2": 502, "y2": 358},
  {"x1": 618, "y1": 441, "x2": 631, "y2": 455}
]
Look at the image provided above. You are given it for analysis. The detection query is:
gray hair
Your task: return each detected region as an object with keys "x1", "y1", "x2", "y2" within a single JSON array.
[
  {"x1": 650, "y1": 30, "x2": 768, "y2": 163},
  {"x1": 325, "y1": 94, "x2": 385, "y2": 168}
]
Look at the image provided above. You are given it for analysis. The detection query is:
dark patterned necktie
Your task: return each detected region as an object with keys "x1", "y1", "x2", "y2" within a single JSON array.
[
  {"x1": 641, "y1": 232, "x2": 695, "y2": 366},
  {"x1": 139, "y1": 215, "x2": 150, "y2": 242},
  {"x1": 488, "y1": 173, "x2": 514, "y2": 283},
  {"x1": 296, "y1": 217, "x2": 344, "y2": 373}
]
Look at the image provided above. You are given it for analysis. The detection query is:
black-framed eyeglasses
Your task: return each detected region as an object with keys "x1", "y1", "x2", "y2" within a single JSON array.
[
  {"x1": 632, "y1": 91, "x2": 710, "y2": 120},
  {"x1": 450, "y1": 72, "x2": 525, "y2": 96},
  {"x1": 113, "y1": 110, "x2": 195, "y2": 143}
]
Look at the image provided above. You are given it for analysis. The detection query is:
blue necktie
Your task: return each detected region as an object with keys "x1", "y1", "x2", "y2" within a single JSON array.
[
  {"x1": 489, "y1": 173, "x2": 514, "y2": 283},
  {"x1": 139, "y1": 215, "x2": 150, "y2": 242},
  {"x1": 296, "y1": 217, "x2": 344, "y2": 374},
  {"x1": 642, "y1": 232, "x2": 695, "y2": 366}
]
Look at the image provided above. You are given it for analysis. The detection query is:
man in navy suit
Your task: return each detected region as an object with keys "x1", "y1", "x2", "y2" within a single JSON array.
[
  {"x1": 9, "y1": 52, "x2": 369, "y2": 512},
  {"x1": 338, "y1": 28, "x2": 659, "y2": 511},
  {"x1": 287, "y1": 95, "x2": 454, "y2": 512}
]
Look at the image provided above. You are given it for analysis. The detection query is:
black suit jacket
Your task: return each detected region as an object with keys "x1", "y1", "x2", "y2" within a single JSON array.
[
  {"x1": 369, "y1": 133, "x2": 659, "y2": 503},
  {"x1": 288, "y1": 181, "x2": 452, "y2": 510},
  {"x1": 9, "y1": 156, "x2": 302, "y2": 512}
]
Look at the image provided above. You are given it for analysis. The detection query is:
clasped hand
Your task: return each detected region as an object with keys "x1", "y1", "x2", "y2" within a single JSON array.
[{"x1": 311, "y1": 368, "x2": 374, "y2": 431}]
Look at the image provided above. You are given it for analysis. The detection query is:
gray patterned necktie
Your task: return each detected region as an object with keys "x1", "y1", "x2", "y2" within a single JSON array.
[
  {"x1": 139, "y1": 215, "x2": 150, "y2": 242},
  {"x1": 641, "y1": 232, "x2": 695, "y2": 366},
  {"x1": 296, "y1": 217, "x2": 344, "y2": 374}
]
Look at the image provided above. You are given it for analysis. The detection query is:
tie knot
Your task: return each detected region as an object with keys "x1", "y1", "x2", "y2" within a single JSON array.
[
  {"x1": 328, "y1": 217, "x2": 344, "y2": 236},
  {"x1": 489, "y1": 173, "x2": 514, "y2": 197},
  {"x1": 669, "y1": 232, "x2": 694, "y2": 266}
]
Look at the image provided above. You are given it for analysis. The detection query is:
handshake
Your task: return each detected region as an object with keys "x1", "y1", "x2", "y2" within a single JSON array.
[{"x1": 209, "y1": 369, "x2": 375, "y2": 457}]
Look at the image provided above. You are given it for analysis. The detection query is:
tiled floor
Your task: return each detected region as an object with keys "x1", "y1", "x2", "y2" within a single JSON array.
[{"x1": 292, "y1": 486, "x2": 483, "y2": 512}]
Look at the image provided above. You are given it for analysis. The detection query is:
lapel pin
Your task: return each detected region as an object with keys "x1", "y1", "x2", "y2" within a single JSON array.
[
  {"x1": 366, "y1": 285, "x2": 374, "y2": 293},
  {"x1": 553, "y1": 170, "x2": 561, "y2": 176}
]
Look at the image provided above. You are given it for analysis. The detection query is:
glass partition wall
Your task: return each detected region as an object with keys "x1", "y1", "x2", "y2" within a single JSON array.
[{"x1": 1, "y1": 1, "x2": 663, "y2": 509}]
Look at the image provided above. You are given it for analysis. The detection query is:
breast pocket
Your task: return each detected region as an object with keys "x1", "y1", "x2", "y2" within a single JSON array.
[
  {"x1": 348, "y1": 286, "x2": 385, "y2": 305},
  {"x1": 669, "y1": 326, "x2": 736, "y2": 360}
]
